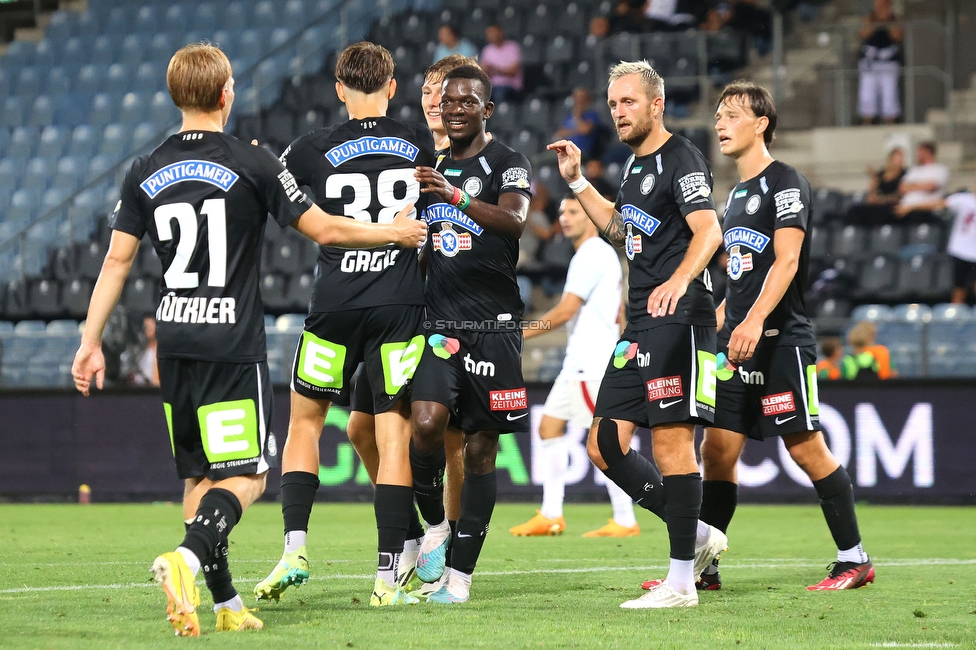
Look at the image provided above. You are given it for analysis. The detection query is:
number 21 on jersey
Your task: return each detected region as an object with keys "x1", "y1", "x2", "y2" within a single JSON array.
[{"x1": 154, "y1": 198, "x2": 227, "y2": 289}]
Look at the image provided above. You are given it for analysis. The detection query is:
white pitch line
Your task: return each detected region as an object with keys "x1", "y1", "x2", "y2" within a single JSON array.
[{"x1": 2, "y1": 558, "x2": 975, "y2": 595}]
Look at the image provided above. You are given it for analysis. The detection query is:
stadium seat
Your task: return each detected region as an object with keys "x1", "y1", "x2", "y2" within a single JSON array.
[
  {"x1": 261, "y1": 274, "x2": 292, "y2": 312},
  {"x1": 521, "y1": 98, "x2": 553, "y2": 135},
  {"x1": 513, "y1": 130, "x2": 541, "y2": 157},
  {"x1": 855, "y1": 254, "x2": 897, "y2": 300},
  {"x1": 832, "y1": 224, "x2": 867, "y2": 258},
  {"x1": 91, "y1": 35, "x2": 118, "y2": 65},
  {"x1": 490, "y1": 102, "x2": 519, "y2": 134},
  {"x1": 707, "y1": 30, "x2": 746, "y2": 72},
  {"x1": 266, "y1": 238, "x2": 305, "y2": 275},
  {"x1": 3, "y1": 280, "x2": 29, "y2": 321},
  {"x1": 891, "y1": 303, "x2": 931, "y2": 323},
  {"x1": 122, "y1": 277, "x2": 158, "y2": 317},
  {"x1": 149, "y1": 91, "x2": 178, "y2": 125},
  {"x1": 545, "y1": 35, "x2": 575, "y2": 65},
  {"x1": 525, "y1": 3, "x2": 553, "y2": 37},
  {"x1": 149, "y1": 33, "x2": 175, "y2": 62},
  {"x1": 930, "y1": 303, "x2": 971, "y2": 321},
  {"x1": 498, "y1": 6, "x2": 523, "y2": 41},
  {"x1": 89, "y1": 93, "x2": 119, "y2": 127},
  {"x1": 556, "y1": 2, "x2": 586, "y2": 35},
  {"x1": 875, "y1": 321, "x2": 923, "y2": 376},
  {"x1": 908, "y1": 221, "x2": 944, "y2": 249},
  {"x1": 23, "y1": 158, "x2": 52, "y2": 192},
  {"x1": 565, "y1": 60, "x2": 597, "y2": 93},
  {"x1": 275, "y1": 313, "x2": 306, "y2": 333},
  {"x1": 0, "y1": 160, "x2": 19, "y2": 194},
  {"x1": 98, "y1": 123, "x2": 133, "y2": 160},
  {"x1": 50, "y1": 245, "x2": 75, "y2": 282},
  {"x1": 850, "y1": 303, "x2": 893, "y2": 323},
  {"x1": 868, "y1": 224, "x2": 903, "y2": 256},
  {"x1": 43, "y1": 66, "x2": 72, "y2": 97},
  {"x1": 8, "y1": 125, "x2": 38, "y2": 160},
  {"x1": 27, "y1": 95, "x2": 55, "y2": 128},
  {"x1": 67, "y1": 125, "x2": 97, "y2": 159},
  {"x1": 15, "y1": 66, "x2": 42, "y2": 100},
  {"x1": 27, "y1": 280, "x2": 61, "y2": 319},
  {"x1": 285, "y1": 273, "x2": 315, "y2": 312},
  {"x1": 894, "y1": 254, "x2": 935, "y2": 300},
  {"x1": 75, "y1": 240, "x2": 107, "y2": 280},
  {"x1": 163, "y1": 4, "x2": 188, "y2": 33},
  {"x1": 521, "y1": 34, "x2": 543, "y2": 67},
  {"x1": 61, "y1": 278, "x2": 93, "y2": 319},
  {"x1": 118, "y1": 93, "x2": 148, "y2": 124},
  {"x1": 1, "y1": 97, "x2": 26, "y2": 129},
  {"x1": 608, "y1": 32, "x2": 638, "y2": 62},
  {"x1": 37, "y1": 126, "x2": 69, "y2": 159}
]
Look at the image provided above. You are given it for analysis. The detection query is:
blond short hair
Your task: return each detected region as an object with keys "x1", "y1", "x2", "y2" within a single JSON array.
[
  {"x1": 425, "y1": 54, "x2": 479, "y2": 85},
  {"x1": 847, "y1": 321, "x2": 877, "y2": 349},
  {"x1": 608, "y1": 60, "x2": 665, "y2": 102},
  {"x1": 166, "y1": 43, "x2": 232, "y2": 113}
]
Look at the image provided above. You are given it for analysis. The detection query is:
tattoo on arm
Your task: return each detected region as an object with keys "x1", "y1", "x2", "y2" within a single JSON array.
[{"x1": 603, "y1": 210, "x2": 626, "y2": 247}]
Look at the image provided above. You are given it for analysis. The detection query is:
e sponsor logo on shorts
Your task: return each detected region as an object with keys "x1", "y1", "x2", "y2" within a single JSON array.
[
  {"x1": 762, "y1": 391, "x2": 796, "y2": 416},
  {"x1": 490, "y1": 388, "x2": 527, "y2": 411},
  {"x1": 646, "y1": 375, "x2": 683, "y2": 402}
]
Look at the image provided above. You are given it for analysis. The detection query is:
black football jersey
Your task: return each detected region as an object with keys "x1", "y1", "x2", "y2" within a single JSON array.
[
  {"x1": 424, "y1": 139, "x2": 532, "y2": 329},
  {"x1": 110, "y1": 130, "x2": 313, "y2": 362},
  {"x1": 280, "y1": 117, "x2": 435, "y2": 312},
  {"x1": 720, "y1": 160, "x2": 815, "y2": 346},
  {"x1": 614, "y1": 134, "x2": 716, "y2": 329}
]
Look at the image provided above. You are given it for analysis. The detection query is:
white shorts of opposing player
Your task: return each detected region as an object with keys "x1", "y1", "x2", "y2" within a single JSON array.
[{"x1": 538, "y1": 373, "x2": 637, "y2": 526}]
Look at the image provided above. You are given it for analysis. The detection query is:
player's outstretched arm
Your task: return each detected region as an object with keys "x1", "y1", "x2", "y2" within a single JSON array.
[
  {"x1": 546, "y1": 139, "x2": 619, "y2": 244},
  {"x1": 523, "y1": 292, "x2": 584, "y2": 340},
  {"x1": 648, "y1": 209, "x2": 723, "y2": 318},
  {"x1": 72, "y1": 230, "x2": 140, "y2": 396},
  {"x1": 291, "y1": 203, "x2": 426, "y2": 249},
  {"x1": 727, "y1": 227, "x2": 804, "y2": 364},
  {"x1": 415, "y1": 166, "x2": 528, "y2": 238}
]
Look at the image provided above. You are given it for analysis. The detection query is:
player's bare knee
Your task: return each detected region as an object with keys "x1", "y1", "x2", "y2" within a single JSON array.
[{"x1": 463, "y1": 432, "x2": 498, "y2": 475}]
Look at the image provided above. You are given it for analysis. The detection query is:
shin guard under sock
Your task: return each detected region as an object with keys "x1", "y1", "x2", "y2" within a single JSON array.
[
  {"x1": 813, "y1": 466, "x2": 862, "y2": 551},
  {"x1": 374, "y1": 484, "x2": 414, "y2": 585},
  {"x1": 662, "y1": 474, "x2": 702, "y2": 561},
  {"x1": 281, "y1": 471, "x2": 320, "y2": 534},
  {"x1": 700, "y1": 480, "x2": 738, "y2": 534},
  {"x1": 410, "y1": 441, "x2": 447, "y2": 525},
  {"x1": 596, "y1": 419, "x2": 666, "y2": 521},
  {"x1": 180, "y1": 488, "x2": 242, "y2": 569},
  {"x1": 451, "y1": 471, "x2": 496, "y2": 576}
]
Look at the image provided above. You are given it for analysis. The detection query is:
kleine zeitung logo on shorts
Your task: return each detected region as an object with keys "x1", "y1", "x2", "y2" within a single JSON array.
[
  {"x1": 490, "y1": 388, "x2": 527, "y2": 411},
  {"x1": 646, "y1": 376, "x2": 683, "y2": 401},
  {"x1": 761, "y1": 391, "x2": 796, "y2": 415}
]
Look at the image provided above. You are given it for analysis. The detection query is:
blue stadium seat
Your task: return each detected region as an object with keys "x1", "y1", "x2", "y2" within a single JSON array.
[
  {"x1": 103, "y1": 6, "x2": 130, "y2": 36},
  {"x1": 91, "y1": 35, "x2": 118, "y2": 65},
  {"x1": 120, "y1": 35, "x2": 144, "y2": 65},
  {"x1": 53, "y1": 157, "x2": 85, "y2": 193},
  {"x1": 133, "y1": 63, "x2": 164, "y2": 94},
  {"x1": 15, "y1": 67, "x2": 42, "y2": 100},
  {"x1": 282, "y1": 0, "x2": 306, "y2": 32},
  {"x1": 850, "y1": 304, "x2": 893, "y2": 323},
  {"x1": 14, "y1": 320, "x2": 46, "y2": 334},
  {"x1": 76, "y1": 64, "x2": 107, "y2": 94},
  {"x1": 41, "y1": 187, "x2": 68, "y2": 213},
  {"x1": 62, "y1": 37, "x2": 86, "y2": 66},
  {"x1": 0, "y1": 159, "x2": 18, "y2": 193},
  {"x1": 67, "y1": 125, "x2": 97, "y2": 159},
  {"x1": 930, "y1": 303, "x2": 971, "y2": 322},
  {"x1": 45, "y1": 12, "x2": 74, "y2": 43},
  {"x1": 891, "y1": 303, "x2": 931, "y2": 323},
  {"x1": 193, "y1": 3, "x2": 219, "y2": 33},
  {"x1": 149, "y1": 91, "x2": 178, "y2": 124},
  {"x1": 149, "y1": 33, "x2": 175, "y2": 62},
  {"x1": 32, "y1": 40, "x2": 57, "y2": 70},
  {"x1": 117, "y1": 92, "x2": 147, "y2": 125},
  {"x1": 43, "y1": 66, "x2": 72, "y2": 96},
  {"x1": 133, "y1": 5, "x2": 158, "y2": 33},
  {"x1": 23, "y1": 158, "x2": 52, "y2": 192},
  {"x1": 28, "y1": 95, "x2": 56, "y2": 128},
  {"x1": 8, "y1": 125, "x2": 38, "y2": 160},
  {"x1": 89, "y1": 93, "x2": 119, "y2": 126},
  {"x1": 224, "y1": 1, "x2": 250, "y2": 31},
  {"x1": 132, "y1": 122, "x2": 160, "y2": 150},
  {"x1": 3, "y1": 40, "x2": 35, "y2": 68},
  {"x1": 163, "y1": 4, "x2": 188, "y2": 33},
  {"x1": 254, "y1": 1, "x2": 276, "y2": 28},
  {"x1": 106, "y1": 64, "x2": 132, "y2": 92},
  {"x1": 1, "y1": 96, "x2": 26, "y2": 129},
  {"x1": 88, "y1": 154, "x2": 115, "y2": 181},
  {"x1": 57, "y1": 92, "x2": 92, "y2": 126},
  {"x1": 37, "y1": 125, "x2": 69, "y2": 159}
]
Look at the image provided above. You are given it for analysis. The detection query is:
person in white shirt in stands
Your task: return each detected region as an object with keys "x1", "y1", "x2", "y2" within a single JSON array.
[
  {"x1": 509, "y1": 194, "x2": 640, "y2": 538},
  {"x1": 896, "y1": 141, "x2": 949, "y2": 221}
]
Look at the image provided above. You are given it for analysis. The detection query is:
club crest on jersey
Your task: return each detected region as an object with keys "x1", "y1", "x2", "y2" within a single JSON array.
[
  {"x1": 425, "y1": 203, "x2": 484, "y2": 236},
  {"x1": 746, "y1": 195, "x2": 761, "y2": 214},
  {"x1": 640, "y1": 174, "x2": 655, "y2": 195},
  {"x1": 727, "y1": 245, "x2": 753, "y2": 280},
  {"x1": 463, "y1": 176, "x2": 483, "y2": 197},
  {"x1": 724, "y1": 226, "x2": 770, "y2": 253},
  {"x1": 324, "y1": 137, "x2": 420, "y2": 166},
  {"x1": 140, "y1": 160, "x2": 238, "y2": 198},
  {"x1": 432, "y1": 223, "x2": 471, "y2": 257}
]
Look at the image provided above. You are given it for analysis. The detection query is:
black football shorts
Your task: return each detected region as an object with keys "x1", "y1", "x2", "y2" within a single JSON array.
[
  {"x1": 410, "y1": 328, "x2": 529, "y2": 433},
  {"x1": 158, "y1": 358, "x2": 277, "y2": 480},
  {"x1": 712, "y1": 341, "x2": 821, "y2": 440},
  {"x1": 291, "y1": 305, "x2": 424, "y2": 413},
  {"x1": 593, "y1": 323, "x2": 716, "y2": 429}
]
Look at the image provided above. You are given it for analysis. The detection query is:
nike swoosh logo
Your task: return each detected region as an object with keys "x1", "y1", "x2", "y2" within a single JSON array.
[
  {"x1": 506, "y1": 412, "x2": 528, "y2": 421},
  {"x1": 457, "y1": 532, "x2": 473, "y2": 538},
  {"x1": 659, "y1": 399, "x2": 683, "y2": 409},
  {"x1": 775, "y1": 415, "x2": 796, "y2": 425}
]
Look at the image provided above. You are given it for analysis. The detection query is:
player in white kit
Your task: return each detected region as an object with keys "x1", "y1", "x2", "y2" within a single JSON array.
[{"x1": 509, "y1": 194, "x2": 639, "y2": 538}]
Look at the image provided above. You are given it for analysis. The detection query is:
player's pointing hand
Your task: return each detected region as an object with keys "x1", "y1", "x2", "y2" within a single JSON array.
[
  {"x1": 391, "y1": 203, "x2": 426, "y2": 248},
  {"x1": 547, "y1": 139, "x2": 583, "y2": 184},
  {"x1": 415, "y1": 166, "x2": 454, "y2": 203}
]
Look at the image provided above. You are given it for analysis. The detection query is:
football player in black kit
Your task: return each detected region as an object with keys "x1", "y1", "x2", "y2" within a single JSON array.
[
  {"x1": 702, "y1": 81, "x2": 873, "y2": 591},
  {"x1": 409, "y1": 65, "x2": 532, "y2": 603},
  {"x1": 252, "y1": 42, "x2": 436, "y2": 607},
  {"x1": 549, "y1": 60, "x2": 727, "y2": 609},
  {"x1": 70, "y1": 43, "x2": 425, "y2": 635}
]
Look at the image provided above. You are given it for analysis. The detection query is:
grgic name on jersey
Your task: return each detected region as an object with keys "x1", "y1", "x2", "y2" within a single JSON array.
[
  {"x1": 140, "y1": 161, "x2": 238, "y2": 199},
  {"x1": 325, "y1": 137, "x2": 420, "y2": 166},
  {"x1": 156, "y1": 293, "x2": 237, "y2": 324},
  {"x1": 340, "y1": 249, "x2": 400, "y2": 273}
]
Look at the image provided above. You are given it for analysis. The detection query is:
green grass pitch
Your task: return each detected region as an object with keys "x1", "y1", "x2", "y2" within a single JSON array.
[{"x1": 1, "y1": 503, "x2": 974, "y2": 649}]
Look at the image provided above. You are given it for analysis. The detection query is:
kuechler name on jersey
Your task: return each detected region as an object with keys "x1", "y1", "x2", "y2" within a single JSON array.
[
  {"x1": 325, "y1": 137, "x2": 420, "y2": 166},
  {"x1": 140, "y1": 161, "x2": 239, "y2": 199},
  {"x1": 724, "y1": 226, "x2": 770, "y2": 252},
  {"x1": 156, "y1": 293, "x2": 237, "y2": 324},
  {"x1": 424, "y1": 203, "x2": 485, "y2": 235}
]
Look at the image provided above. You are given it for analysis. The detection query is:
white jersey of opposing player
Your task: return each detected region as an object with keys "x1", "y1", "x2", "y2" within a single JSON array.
[{"x1": 560, "y1": 236, "x2": 623, "y2": 380}]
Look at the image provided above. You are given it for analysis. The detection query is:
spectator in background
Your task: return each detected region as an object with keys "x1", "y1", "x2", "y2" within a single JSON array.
[
  {"x1": 816, "y1": 337, "x2": 844, "y2": 380},
  {"x1": 847, "y1": 147, "x2": 906, "y2": 224},
  {"x1": 701, "y1": 2, "x2": 733, "y2": 32},
  {"x1": 433, "y1": 24, "x2": 478, "y2": 63},
  {"x1": 517, "y1": 184, "x2": 558, "y2": 309},
  {"x1": 131, "y1": 314, "x2": 159, "y2": 387},
  {"x1": 727, "y1": 0, "x2": 774, "y2": 56},
  {"x1": 858, "y1": 0, "x2": 902, "y2": 125},
  {"x1": 645, "y1": 0, "x2": 707, "y2": 31},
  {"x1": 481, "y1": 25, "x2": 522, "y2": 103},
  {"x1": 842, "y1": 321, "x2": 895, "y2": 380},
  {"x1": 896, "y1": 141, "x2": 949, "y2": 221},
  {"x1": 554, "y1": 88, "x2": 601, "y2": 160},
  {"x1": 609, "y1": 0, "x2": 653, "y2": 34},
  {"x1": 588, "y1": 15, "x2": 611, "y2": 44},
  {"x1": 583, "y1": 158, "x2": 615, "y2": 199},
  {"x1": 905, "y1": 181, "x2": 976, "y2": 304}
]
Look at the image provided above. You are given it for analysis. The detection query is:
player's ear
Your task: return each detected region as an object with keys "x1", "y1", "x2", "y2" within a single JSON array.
[
  {"x1": 756, "y1": 115, "x2": 769, "y2": 140},
  {"x1": 483, "y1": 99, "x2": 494, "y2": 119},
  {"x1": 335, "y1": 82, "x2": 345, "y2": 104},
  {"x1": 387, "y1": 78, "x2": 397, "y2": 101}
]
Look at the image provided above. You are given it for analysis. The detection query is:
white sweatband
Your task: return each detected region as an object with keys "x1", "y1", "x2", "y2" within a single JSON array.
[{"x1": 567, "y1": 176, "x2": 591, "y2": 194}]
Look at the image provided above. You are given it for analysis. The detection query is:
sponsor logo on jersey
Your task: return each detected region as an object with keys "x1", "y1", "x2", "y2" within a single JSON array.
[
  {"x1": 277, "y1": 168, "x2": 304, "y2": 202},
  {"x1": 613, "y1": 340, "x2": 638, "y2": 368},
  {"x1": 324, "y1": 136, "x2": 420, "y2": 166},
  {"x1": 479, "y1": 156, "x2": 492, "y2": 175},
  {"x1": 501, "y1": 166, "x2": 530, "y2": 190},
  {"x1": 723, "y1": 226, "x2": 770, "y2": 253},
  {"x1": 444, "y1": 168, "x2": 463, "y2": 176},
  {"x1": 428, "y1": 334, "x2": 460, "y2": 359},
  {"x1": 727, "y1": 245, "x2": 753, "y2": 280},
  {"x1": 624, "y1": 223, "x2": 642, "y2": 260},
  {"x1": 140, "y1": 160, "x2": 239, "y2": 199},
  {"x1": 677, "y1": 171, "x2": 711, "y2": 202},
  {"x1": 425, "y1": 203, "x2": 484, "y2": 235},
  {"x1": 631, "y1": 166, "x2": 642, "y2": 174},
  {"x1": 490, "y1": 388, "x2": 527, "y2": 411},
  {"x1": 621, "y1": 204, "x2": 661, "y2": 236},
  {"x1": 646, "y1": 375, "x2": 683, "y2": 402},
  {"x1": 734, "y1": 189, "x2": 748, "y2": 199},
  {"x1": 746, "y1": 194, "x2": 761, "y2": 214},
  {"x1": 156, "y1": 293, "x2": 237, "y2": 324},
  {"x1": 774, "y1": 188, "x2": 804, "y2": 220},
  {"x1": 464, "y1": 353, "x2": 495, "y2": 377},
  {"x1": 761, "y1": 391, "x2": 796, "y2": 415},
  {"x1": 640, "y1": 174, "x2": 655, "y2": 195},
  {"x1": 463, "y1": 176, "x2": 483, "y2": 197},
  {"x1": 432, "y1": 223, "x2": 472, "y2": 257}
]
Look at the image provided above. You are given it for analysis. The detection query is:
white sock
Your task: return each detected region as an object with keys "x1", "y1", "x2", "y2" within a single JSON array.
[
  {"x1": 666, "y1": 558, "x2": 696, "y2": 595},
  {"x1": 695, "y1": 520, "x2": 712, "y2": 547},
  {"x1": 448, "y1": 568, "x2": 472, "y2": 599},
  {"x1": 606, "y1": 480, "x2": 637, "y2": 528},
  {"x1": 837, "y1": 543, "x2": 869, "y2": 564},
  {"x1": 403, "y1": 537, "x2": 421, "y2": 554},
  {"x1": 285, "y1": 530, "x2": 307, "y2": 554},
  {"x1": 377, "y1": 551, "x2": 401, "y2": 588},
  {"x1": 539, "y1": 436, "x2": 568, "y2": 519},
  {"x1": 213, "y1": 594, "x2": 243, "y2": 613},
  {"x1": 175, "y1": 546, "x2": 201, "y2": 576}
]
